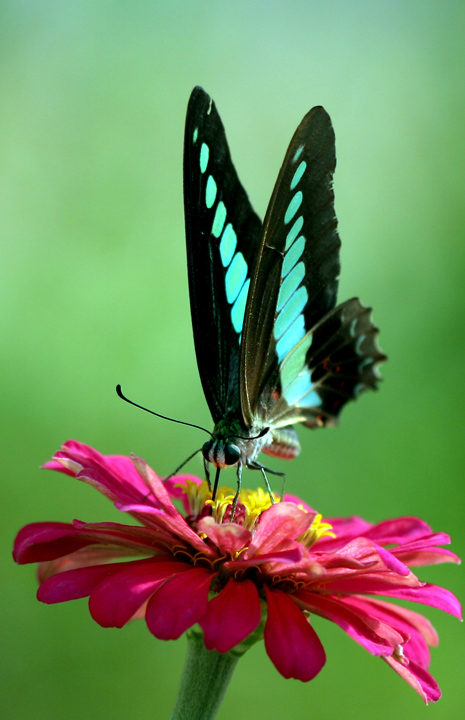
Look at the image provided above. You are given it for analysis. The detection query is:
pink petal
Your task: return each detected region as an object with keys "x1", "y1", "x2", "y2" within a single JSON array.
[
  {"x1": 315, "y1": 516, "x2": 373, "y2": 550},
  {"x1": 342, "y1": 596, "x2": 436, "y2": 667},
  {"x1": 145, "y1": 567, "x2": 214, "y2": 639},
  {"x1": 383, "y1": 654, "x2": 441, "y2": 704},
  {"x1": 334, "y1": 537, "x2": 402, "y2": 569},
  {"x1": 282, "y1": 495, "x2": 315, "y2": 512},
  {"x1": 42, "y1": 460, "x2": 76, "y2": 477},
  {"x1": 88, "y1": 558, "x2": 191, "y2": 627},
  {"x1": 69, "y1": 519, "x2": 170, "y2": 553},
  {"x1": 14, "y1": 520, "x2": 171, "y2": 566},
  {"x1": 37, "y1": 560, "x2": 139, "y2": 603},
  {"x1": 246, "y1": 502, "x2": 315, "y2": 557},
  {"x1": 322, "y1": 579, "x2": 462, "y2": 618},
  {"x1": 116, "y1": 503, "x2": 215, "y2": 556},
  {"x1": 37, "y1": 545, "x2": 143, "y2": 583},
  {"x1": 295, "y1": 591, "x2": 404, "y2": 656},
  {"x1": 373, "y1": 543, "x2": 411, "y2": 576},
  {"x1": 312, "y1": 550, "x2": 375, "y2": 572},
  {"x1": 48, "y1": 441, "x2": 150, "y2": 502},
  {"x1": 264, "y1": 587, "x2": 326, "y2": 681},
  {"x1": 73, "y1": 467, "x2": 145, "y2": 506},
  {"x1": 224, "y1": 544, "x2": 304, "y2": 574},
  {"x1": 14, "y1": 522, "x2": 96, "y2": 563},
  {"x1": 197, "y1": 516, "x2": 251, "y2": 556},
  {"x1": 363, "y1": 517, "x2": 433, "y2": 545},
  {"x1": 201, "y1": 578, "x2": 261, "y2": 653},
  {"x1": 130, "y1": 456, "x2": 179, "y2": 517},
  {"x1": 397, "y1": 547, "x2": 460, "y2": 566}
]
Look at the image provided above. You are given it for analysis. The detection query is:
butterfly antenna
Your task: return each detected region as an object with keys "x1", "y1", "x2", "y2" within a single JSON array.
[{"x1": 116, "y1": 385, "x2": 213, "y2": 437}]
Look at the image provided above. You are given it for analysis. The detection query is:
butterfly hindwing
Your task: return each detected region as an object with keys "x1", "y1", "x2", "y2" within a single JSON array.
[
  {"x1": 266, "y1": 298, "x2": 386, "y2": 433},
  {"x1": 184, "y1": 87, "x2": 262, "y2": 424}
]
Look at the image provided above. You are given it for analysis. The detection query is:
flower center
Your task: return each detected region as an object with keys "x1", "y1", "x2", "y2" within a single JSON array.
[{"x1": 179, "y1": 480, "x2": 335, "y2": 545}]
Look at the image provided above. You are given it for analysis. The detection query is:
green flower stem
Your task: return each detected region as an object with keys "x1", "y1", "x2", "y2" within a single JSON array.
[{"x1": 170, "y1": 634, "x2": 241, "y2": 720}]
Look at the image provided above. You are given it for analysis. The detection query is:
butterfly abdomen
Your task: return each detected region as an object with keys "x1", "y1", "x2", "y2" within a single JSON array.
[{"x1": 263, "y1": 426, "x2": 301, "y2": 460}]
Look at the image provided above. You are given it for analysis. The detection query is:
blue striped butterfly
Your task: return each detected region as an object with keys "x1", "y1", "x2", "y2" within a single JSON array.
[{"x1": 184, "y1": 87, "x2": 386, "y2": 496}]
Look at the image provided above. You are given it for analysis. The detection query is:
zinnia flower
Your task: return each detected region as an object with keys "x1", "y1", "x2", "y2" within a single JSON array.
[{"x1": 14, "y1": 440, "x2": 461, "y2": 704}]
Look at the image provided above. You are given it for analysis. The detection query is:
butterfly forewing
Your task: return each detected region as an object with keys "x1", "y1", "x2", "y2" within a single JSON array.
[
  {"x1": 184, "y1": 87, "x2": 262, "y2": 424},
  {"x1": 240, "y1": 107, "x2": 341, "y2": 427}
]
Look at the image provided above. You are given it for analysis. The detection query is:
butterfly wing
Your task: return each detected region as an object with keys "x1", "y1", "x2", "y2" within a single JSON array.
[
  {"x1": 239, "y1": 106, "x2": 385, "y2": 441},
  {"x1": 267, "y1": 298, "x2": 386, "y2": 431},
  {"x1": 184, "y1": 87, "x2": 262, "y2": 424}
]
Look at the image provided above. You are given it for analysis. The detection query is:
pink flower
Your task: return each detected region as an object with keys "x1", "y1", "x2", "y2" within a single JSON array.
[{"x1": 14, "y1": 441, "x2": 461, "y2": 703}]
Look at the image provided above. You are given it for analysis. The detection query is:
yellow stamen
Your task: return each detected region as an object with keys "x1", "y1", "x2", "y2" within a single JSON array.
[
  {"x1": 202, "y1": 485, "x2": 276, "y2": 528},
  {"x1": 178, "y1": 479, "x2": 212, "y2": 516},
  {"x1": 298, "y1": 513, "x2": 336, "y2": 548}
]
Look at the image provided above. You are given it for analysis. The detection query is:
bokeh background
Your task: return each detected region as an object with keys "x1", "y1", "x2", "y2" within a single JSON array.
[{"x1": 2, "y1": 1, "x2": 464, "y2": 718}]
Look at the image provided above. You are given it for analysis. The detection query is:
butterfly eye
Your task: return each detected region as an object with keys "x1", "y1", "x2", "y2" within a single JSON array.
[
  {"x1": 202, "y1": 440, "x2": 213, "y2": 461},
  {"x1": 224, "y1": 444, "x2": 241, "y2": 466}
]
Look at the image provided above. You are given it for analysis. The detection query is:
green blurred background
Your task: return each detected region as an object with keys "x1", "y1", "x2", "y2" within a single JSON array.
[{"x1": 2, "y1": 1, "x2": 464, "y2": 718}]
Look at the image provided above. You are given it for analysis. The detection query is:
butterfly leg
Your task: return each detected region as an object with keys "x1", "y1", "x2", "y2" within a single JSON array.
[
  {"x1": 247, "y1": 460, "x2": 286, "y2": 477},
  {"x1": 259, "y1": 467, "x2": 276, "y2": 504},
  {"x1": 247, "y1": 460, "x2": 285, "y2": 504}
]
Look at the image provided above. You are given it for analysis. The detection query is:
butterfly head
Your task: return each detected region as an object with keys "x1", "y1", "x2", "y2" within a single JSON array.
[{"x1": 202, "y1": 438, "x2": 241, "y2": 469}]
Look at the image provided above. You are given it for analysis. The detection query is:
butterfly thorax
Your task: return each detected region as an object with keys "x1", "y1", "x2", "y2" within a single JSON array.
[{"x1": 202, "y1": 417, "x2": 268, "y2": 469}]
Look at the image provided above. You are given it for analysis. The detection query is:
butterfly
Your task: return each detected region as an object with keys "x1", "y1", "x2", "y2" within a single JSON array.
[{"x1": 183, "y1": 86, "x2": 386, "y2": 497}]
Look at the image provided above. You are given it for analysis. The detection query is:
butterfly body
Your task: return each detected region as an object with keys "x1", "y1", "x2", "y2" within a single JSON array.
[{"x1": 184, "y1": 87, "x2": 386, "y2": 489}]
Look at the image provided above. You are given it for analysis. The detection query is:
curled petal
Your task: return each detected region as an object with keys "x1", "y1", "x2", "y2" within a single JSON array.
[
  {"x1": 42, "y1": 460, "x2": 76, "y2": 477},
  {"x1": 362, "y1": 517, "x2": 433, "y2": 545},
  {"x1": 46, "y1": 441, "x2": 150, "y2": 503},
  {"x1": 264, "y1": 587, "x2": 326, "y2": 681},
  {"x1": 373, "y1": 544, "x2": 411, "y2": 576},
  {"x1": 198, "y1": 516, "x2": 251, "y2": 556},
  {"x1": 383, "y1": 654, "x2": 441, "y2": 704},
  {"x1": 295, "y1": 591, "x2": 404, "y2": 656},
  {"x1": 342, "y1": 596, "x2": 437, "y2": 667},
  {"x1": 201, "y1": 579, "x2": 261, "y2": 653},
  {"x1": 146, "y1": 567, "x2": 213, "y2": 639},
  {"x1": 14, "y1": 522, "x2": 94, "y2": 564}
]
